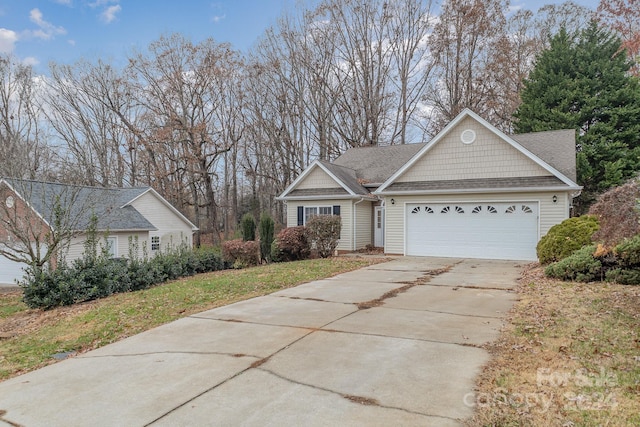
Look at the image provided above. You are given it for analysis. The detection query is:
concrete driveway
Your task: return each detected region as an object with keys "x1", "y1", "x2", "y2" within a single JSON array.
[{"x1": 0, "y1": 257, "x2": 522, "y2": 426}]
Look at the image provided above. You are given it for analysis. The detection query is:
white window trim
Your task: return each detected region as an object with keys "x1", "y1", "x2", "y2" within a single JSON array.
[{"x1": 303, "y1": 205, "x2": 333, "y2": 225}]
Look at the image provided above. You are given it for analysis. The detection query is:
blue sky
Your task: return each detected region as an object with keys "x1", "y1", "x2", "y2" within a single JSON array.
[{"x1": 1, "y1": 0, "x2": 599, "y2": 73}]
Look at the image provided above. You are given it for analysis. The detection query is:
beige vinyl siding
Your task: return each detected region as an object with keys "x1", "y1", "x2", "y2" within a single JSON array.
[
  {"x1": 129, "y1": 192, "x2": 194, "y2": 249},
  {"x1": 398, "y1": 116, "x2": 551, "y2": 182},
  {"x1": 63, "y1": 231, "x2": 150, "y2": 264},
  {"x1": 296, "y1": 167, "x2": 342, "y2": 190},
  {"x1": 286, "y1": 200, "x2": 352, "y2": 251},
  {"x1": 383, "y1": 192, "x2": 570, "y2": 255},
  {"x1": 354, "y1": 200, "x2": 373, "y2": 249}
]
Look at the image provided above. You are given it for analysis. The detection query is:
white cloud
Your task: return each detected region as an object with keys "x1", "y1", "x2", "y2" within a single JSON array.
[
  {"x1": 54, "y1": 0, "x2": 72, "y2": 5},
  {"x1": 68, "y1": 39, "x2": 76, "y2": 46},
  {"x1": 89, "y1": 0, "x2": 113, "y2": 7},
  {"x1": 28, "y1": 8, "x2": 67, "y2": 40},
  {"x1": 22, "y1": 56, "x2": 39, "y2": 66},
  {"x1": 100, "y1": 4, "x2": 121, "y2": 23},
  {"x1": 0, "y1": 28, "x2": 18, "y2": 53},
  {"x1": 212, "y1": 14, "x2": 226, "y2": 24}
]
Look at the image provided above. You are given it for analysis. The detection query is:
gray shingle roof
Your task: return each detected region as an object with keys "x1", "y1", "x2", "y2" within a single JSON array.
[
  {"x1": 332, "y1": 143, "x2": 426, "y2": 184},
  {"x1": 3, "y1": 179, "x2": 156, "y2": 232},
  {"x1": 318, "y1": 161, "x2": 370, "y2": 195},
  {"x1": 384, "y1": 176, "x2": 568, "y2": 192},
  {"x1": 511, "y1": 129, "x2": 577, "y2": 182}
]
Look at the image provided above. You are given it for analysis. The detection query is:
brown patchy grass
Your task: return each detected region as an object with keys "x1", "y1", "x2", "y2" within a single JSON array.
[
  {"x1": 0, "y1": 256, "x2": 387, "y2": 381},
  {"x1": 466, "y1": 264, "x2": 640, "y2": 427}
]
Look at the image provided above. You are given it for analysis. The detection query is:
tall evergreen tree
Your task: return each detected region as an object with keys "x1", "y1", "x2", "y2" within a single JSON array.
[{"x1": 514, "y1": 22, "x2": 640, "y2": 210}]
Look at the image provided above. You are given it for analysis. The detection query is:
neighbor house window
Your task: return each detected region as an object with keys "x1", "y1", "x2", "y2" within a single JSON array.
[
  {"x1": 297, "y1": 205, "x2": 340, "y2": 226},
  {"x1": 151, "y1": 236, "x2": 160, "y2": 251},
  {"x1": 105, "y1": 237, "x2": 117, "y2": 258}
]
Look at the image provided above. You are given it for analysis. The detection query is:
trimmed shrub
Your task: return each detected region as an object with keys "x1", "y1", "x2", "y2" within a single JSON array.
[
  {"x1": 258, "y1": 213, "x2": 275, "y2": 263},
  {"x1": 305, "y1": 215, "x2": 342, "y2": 258},
  {"x1": 270, "y1": 239, "x2": 282, "y2": 263},
  {"x1": 240, "y1": 213, "x2": 256, "y2": 242},
  {"x1": 545, "y1": 245, "x2": 602, "y2": 282},
  {"x1": 273, "y1": 226, "x2": 310, "y2": 262},
  {"x1": 536, "y1": 215, "x2": 600, "y2": 264},
  {"x1": 589, "y1": 179, "x2": 640, "y2": 247},
  {"x1": 221, "y1": 239, "x2": 260, "y2": 268},
  {"x1": 605, "y1": 268, "x2": 640, "y2": 285},
  {"x1": 613, "y1": 234, "x2": 640, "y2": 268}
]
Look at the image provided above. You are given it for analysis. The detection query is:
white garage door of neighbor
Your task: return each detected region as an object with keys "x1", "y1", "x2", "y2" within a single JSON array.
[
  {"x1": 0, "y1": 253, "x2": 27, "y2": 286},
  {"x1": 406, "y1": 202, "x2": 539, "y2": 260}
]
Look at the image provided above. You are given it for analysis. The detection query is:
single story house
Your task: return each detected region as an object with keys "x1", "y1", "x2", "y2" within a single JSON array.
[
  {"x1": 277, "y1": 109, "x2": 582, "y2": 261},
  {"x1": 0, "y1": 179, "x2": 198, "y2": 286}
]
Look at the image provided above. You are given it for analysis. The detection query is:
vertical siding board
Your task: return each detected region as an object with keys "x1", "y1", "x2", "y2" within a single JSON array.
[
  {"x1": 296, "y1": 168, "x2": 342, "y2": 189},
  {"x1": 354, "y1": 201, "x2": 372, "y2": 249},
  {"x1": 129, "y1": 192, "x2": 194, "y2": 249}
]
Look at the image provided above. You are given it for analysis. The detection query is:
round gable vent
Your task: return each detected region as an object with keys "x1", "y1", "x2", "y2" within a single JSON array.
[{"x1": 460, "y1": 129, "x2": 476, "y2": 144}]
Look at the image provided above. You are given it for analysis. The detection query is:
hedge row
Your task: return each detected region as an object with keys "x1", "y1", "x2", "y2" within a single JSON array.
[{"x1": 20, "y1": 246, "x2": 225, "y2": 309}]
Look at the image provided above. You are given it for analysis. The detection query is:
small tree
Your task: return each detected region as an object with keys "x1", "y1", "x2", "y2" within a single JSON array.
[
  {"x1": 0, "y1": 179, "x2": 94, "y2": 272},
  {"x1": 589, "y1": 179, "x2": 640, "y2": 247},
  {"x1": 306, "y1": 215, "x2": 342, "y2": 258},
  {"x1": 258, "y1": 212, "x2": 275, "y2": 262},
  {"x1": 240, "y1": 213, "x2": 256, "y2": 241}
]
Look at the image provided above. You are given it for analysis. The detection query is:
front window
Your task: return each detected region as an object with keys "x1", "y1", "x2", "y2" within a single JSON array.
[{"x1": 304, "y1": 206, "x2": 332, "y2": 224}]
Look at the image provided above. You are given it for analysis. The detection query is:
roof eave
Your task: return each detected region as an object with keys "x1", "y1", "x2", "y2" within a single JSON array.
[
  {"x1": 374, "y1": 186, "x2": 583, "y2": 196},
  {"x1": 276, "y1": 194, "x2": 376, "y2": 201}
]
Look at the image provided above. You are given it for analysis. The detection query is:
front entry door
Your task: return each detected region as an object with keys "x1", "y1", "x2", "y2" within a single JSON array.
[{"x1": 374, "y1": 206, "x2": 384, "y2": 247}]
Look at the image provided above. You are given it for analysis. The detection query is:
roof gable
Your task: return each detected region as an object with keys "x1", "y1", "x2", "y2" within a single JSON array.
[
  {"x1": 278, "y1": 160, "x2": 370, "y2": 199},
  {"x1": 125, "y1": 188, "x2": 198, "y2": 231},
  {"x1": 376, "y1": 109, "x2": 581, "y2": 193}
]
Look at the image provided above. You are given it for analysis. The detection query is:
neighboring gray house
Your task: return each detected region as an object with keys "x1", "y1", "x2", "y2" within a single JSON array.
[
  {"x1": 277, "y1": 109, "x2": 582, "y2": 261},
  {"x1": 0, "y1": 179, "x2": 198, "y2": 286}
]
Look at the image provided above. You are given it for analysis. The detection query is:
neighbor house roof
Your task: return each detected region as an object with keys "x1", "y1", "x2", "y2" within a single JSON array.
[{"x1": 2, "y1": 179, "x2": 157, "y2": 232}]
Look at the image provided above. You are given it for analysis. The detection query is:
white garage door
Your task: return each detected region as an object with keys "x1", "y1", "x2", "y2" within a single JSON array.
[
  {"x1": 0, "y1": 253, "x2": 26, "y2": 286},
  {"x1": 406, "y1": 202, "x2": 539, "y2": 260}
]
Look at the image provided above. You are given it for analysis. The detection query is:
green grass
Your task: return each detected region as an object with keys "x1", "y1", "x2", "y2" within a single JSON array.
[
  {"x1": 0, "y1": 257, "x2": 385, "y2": 380},
  {"x1": 0, "y1": 293, "x2": 27, "y2": 319}
]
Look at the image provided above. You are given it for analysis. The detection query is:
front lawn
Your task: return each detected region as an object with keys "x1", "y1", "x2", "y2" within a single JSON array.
[
  {"x1": 467, "y1": 265, "x2": 640, "y2": 426},
  {"x1": 0, "y1": 257, "x2": 386, "y2": 380}
]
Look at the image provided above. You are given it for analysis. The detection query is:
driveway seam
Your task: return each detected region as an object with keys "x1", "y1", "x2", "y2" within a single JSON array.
[
  {"x1": 317, "y1": 327, "x2": 489, "y2": 349},
  {"x1": 255, "y1": 367, "x2": 462, "y2": 423},
  {"x1": 146, "y1": 303, "x2": 363, "y2": 426},
  {"x1": 79, "y1": 350, "x2": 262, "y2": 360},
  {"x1": 371, "y1": 305, "x2": 507, "y2": 319}
]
